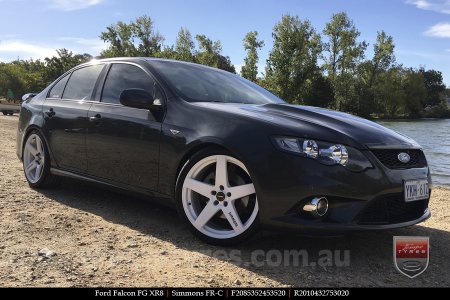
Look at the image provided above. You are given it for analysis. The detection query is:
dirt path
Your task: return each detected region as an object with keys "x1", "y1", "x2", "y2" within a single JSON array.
[{"x1": 0, "y1": 115, "x2": 449, "y2": 287}]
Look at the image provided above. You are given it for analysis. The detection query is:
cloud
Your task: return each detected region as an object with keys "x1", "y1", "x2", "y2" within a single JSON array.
[
  {"x1": 425, "y1": 22, "x2": 450, "y2": 37},
  {"x1": 0, "y1": 40, "x2": 57, "y2": 60},
  {"x1": 0, "y1": 37, "x2": 107, "y2": 61},
  {"x1": 397, "y1": 48, "x2": 450, "y2": 62},
  {"x1": 59, "y1": 37, "x2": 107, "y2": 52},
  {"x1": 406, "y1": 0, "x2": 450, "y2": 14},
  {"x1": 46, "y1": 0, "x2": 104, "y2": 11}
]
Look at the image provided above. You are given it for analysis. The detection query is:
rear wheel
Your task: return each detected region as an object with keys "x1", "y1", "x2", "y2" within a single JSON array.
[
  {"x1": 176, "y1": 149, "x2": 259, "y2": 245},
  {"x1": 2, "y1": 112, "x2": 7, "y2": 115},
  {"x1": 23, "y1": 131, "x2": 60, "y2": 188}
]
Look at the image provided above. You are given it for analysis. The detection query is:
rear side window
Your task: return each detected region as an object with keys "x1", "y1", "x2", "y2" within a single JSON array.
[
  {"x1": 101, "y1": 64, "x2": 159, "y2": 105},
  {"x1": 48, "y1": 74, "x2": 69, "y2": 98},
  {"x1": 62, "y1": 65, "x2": 104, "y2": 100}
]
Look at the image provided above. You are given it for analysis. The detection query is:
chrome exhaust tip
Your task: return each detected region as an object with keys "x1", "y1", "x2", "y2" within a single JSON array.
[{"x1": 303, "y1": 197, "x2": 329, "y2": 217}]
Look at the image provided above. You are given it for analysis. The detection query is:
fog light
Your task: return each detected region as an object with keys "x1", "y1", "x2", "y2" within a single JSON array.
[{"x1": 303, "y1": 197, "x2": 329, "y2": 217}]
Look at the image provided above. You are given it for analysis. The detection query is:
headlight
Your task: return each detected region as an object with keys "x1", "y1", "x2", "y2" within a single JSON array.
[
  {"x1": 273, "y1": 136, "x2": 372, "y2": 172},
  {"x1": 319, "y1": 144, "x2": 348, "y2": 166},
  {"x1": 302, "y1": 140, "x2": 318, "y2": 158}
]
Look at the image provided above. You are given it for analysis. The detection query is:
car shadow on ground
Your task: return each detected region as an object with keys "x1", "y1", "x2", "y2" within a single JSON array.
[{"x1": 38, "y1": 178, "x2": 449, "y2": 287}]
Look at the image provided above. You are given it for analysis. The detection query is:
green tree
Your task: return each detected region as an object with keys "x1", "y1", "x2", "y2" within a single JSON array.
[
  {"x1": 195, "y1": 34, "x2": 222, "y2": 67},
  {"x1": 241, "y1": 31, "x2": 264, "y2": 82},
  {"x1": 134, "y1": 15, "x2": 164, "y2": 57},
  {"x1": 0, "y1": 49, "x2": 92, "y2": 100},
  {"x1": 100, "y1": 21, "x2": 136, "y2": 57},
  {"x1": 372, "y1": 67, "x2": 405, "y2": 117},
  {"x1": 44, "y1": 49, "x2": 92, "y2": 83},
  {"x1": 372, "y1": 31, "x2": 396, "y2": 73},
  {"x1": 175, "y1": 27, "x2": 195, "y2": 62},
  {"x1": 15, "y1": 59, "x2": 47, "y2": 94},
  {"x1": 419, "y1": 68, "x2": 446, "y2": 107},
  {"x1": 357, "y1": 31, "x2": 396, "y2": 117},
  {"x1": 0, "y1": 62, "x2": 42, "y2": 101},
  {"x1": 195, "y1": 34, "x2": 235, "y2": 72},
  {"x1": 264, "y1": 14, "x2": 322, "y2": 103},
  {"x1": 157, "y1": 46, "x2": 177, "y2": 59},
  {"x1": 402, "y1": 69, "x2": 426, "y2": 118},
  {"x1": 323, "y1": 12, "x2": 367, "y2": 111},
  {"x1": 100, "y1": 15, "x2": 163, "y2": 58},
  {"x1": 303, "y1": 74, "x2": 334, "y2": 108}
]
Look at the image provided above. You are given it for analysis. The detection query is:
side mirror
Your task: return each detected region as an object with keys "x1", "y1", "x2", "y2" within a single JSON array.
[
  {"x1": 22, "y1": 93, "x2": 37, "y2": 102},
  {"x1": 120, "y1": 89, "x2": 158, "y2": 110}
]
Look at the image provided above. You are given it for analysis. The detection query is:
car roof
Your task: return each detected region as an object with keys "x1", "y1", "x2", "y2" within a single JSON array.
[{"x1": 81, "y1": 57, "x2": 232, "y2": 74}]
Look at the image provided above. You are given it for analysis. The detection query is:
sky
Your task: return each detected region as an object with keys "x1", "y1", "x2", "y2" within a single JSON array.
[{"x1": 0, "y1": 0, "x2": 449, "y2": 85}]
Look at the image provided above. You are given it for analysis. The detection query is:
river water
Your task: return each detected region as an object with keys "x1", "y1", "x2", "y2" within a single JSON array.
[{"x1": 377, "y1": 119, "x2": 450, "y2": 187}]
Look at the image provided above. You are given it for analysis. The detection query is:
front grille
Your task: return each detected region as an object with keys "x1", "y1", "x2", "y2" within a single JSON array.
[
  {"x1": 358, "y1": 194, "x2": 429, "y2": 225},
  {"x1": 371, "y1": 149, "x2": 427, "y2": 169}
]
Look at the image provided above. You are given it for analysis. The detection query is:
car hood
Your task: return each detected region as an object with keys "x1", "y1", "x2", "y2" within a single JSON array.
[{"x1": 196, "y1": 102, "x2": 421, "y2": 149}]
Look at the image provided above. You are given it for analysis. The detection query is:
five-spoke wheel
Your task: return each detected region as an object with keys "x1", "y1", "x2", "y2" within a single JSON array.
[
  {"x1": 22, "y1": 131, "x2": 60, "y2": 188},
  {"x1": 23, "y1": 133, "x2": 45, "y2": 184},
  {"x1": 177, "y1": 150, "x2": 259, "y2": 245}
]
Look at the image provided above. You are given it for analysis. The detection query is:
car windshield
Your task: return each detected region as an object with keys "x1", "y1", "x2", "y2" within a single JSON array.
[{"x1": 150, "y1": 60, "x2": 284, "y2": 104}]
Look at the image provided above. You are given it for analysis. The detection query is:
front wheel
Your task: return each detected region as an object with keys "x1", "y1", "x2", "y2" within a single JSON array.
[{"x1": 176, "y1": 149, "x2": 259, "y2": 245}]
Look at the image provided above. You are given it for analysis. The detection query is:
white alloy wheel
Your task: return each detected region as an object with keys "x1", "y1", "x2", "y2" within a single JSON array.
[
  {"x1": 181, "y1": 155, "x2": 259, "y2": 240},
  {"x1": 23, "y1": 133, "x2": 46, "y2": 184}
]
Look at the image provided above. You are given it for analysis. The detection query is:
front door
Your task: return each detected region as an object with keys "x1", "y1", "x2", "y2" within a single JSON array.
[{"x1": 86, "y1": 63, "x2": 163, "y2": 191}]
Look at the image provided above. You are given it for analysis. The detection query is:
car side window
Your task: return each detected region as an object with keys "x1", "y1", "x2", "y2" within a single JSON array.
[
  {"x1": 62, "y1": 65, "x2": 104, "y2": 100},
  {"x1": 101, "y1": 64, "x2": 160, "y2": 105},
  {"x1": 48, "y1": 74, "x2": 70, "y2": 98}
]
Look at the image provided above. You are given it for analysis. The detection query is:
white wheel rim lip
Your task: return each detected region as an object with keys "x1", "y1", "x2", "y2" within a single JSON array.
[
  {"x1": 182, "y1": 155, "x2": 259, "y2": 240},
  {"x1": 23, "y1": 134, "x2": 45, "y2": 184}
]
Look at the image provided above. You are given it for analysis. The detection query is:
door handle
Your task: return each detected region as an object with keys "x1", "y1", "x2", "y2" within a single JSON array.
[
  {"x1": 45, "y1": 108, "x2": 55, "y2": 117},
  {"x1": 89, "y1": 114, "x2": 102, "y2": 124}
]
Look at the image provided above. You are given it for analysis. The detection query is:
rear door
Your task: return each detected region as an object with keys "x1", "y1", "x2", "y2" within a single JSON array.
[
  {"x1": 86, "y1": 63, "x2": 163, "y2": 190},
  {"x1": 42, "y1": 64, "x2": 105, "y2": 172}
]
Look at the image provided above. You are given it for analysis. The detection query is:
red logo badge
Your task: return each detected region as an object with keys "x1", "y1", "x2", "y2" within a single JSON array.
[{"x1": 393, "y1": 236, "x2": 429, "y2": 278}]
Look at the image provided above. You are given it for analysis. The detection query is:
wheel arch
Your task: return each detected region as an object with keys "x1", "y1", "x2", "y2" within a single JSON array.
[
  {"x1": 173, "y1": 138, "x2": 259, "y2": 196},
  {"x1": 19, "y1": 125, "x2": 41, "y2": 160},
  {"x1": 174, "y1": 142, "x2": 231, "y2": 190}
]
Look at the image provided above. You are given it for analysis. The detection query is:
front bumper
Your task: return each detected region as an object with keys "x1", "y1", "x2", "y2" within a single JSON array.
[{"x1": 249, "y1": 149, "x2": 431, "y2": 232}]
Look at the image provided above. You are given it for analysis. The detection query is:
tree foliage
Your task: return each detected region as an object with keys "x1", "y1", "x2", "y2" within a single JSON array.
[
  {"x1": 44, "y1": 49, "x2": 92, "y2": 83},
  {"x1": 100, "y1": 15, "x2": 163, "y2": 58},
  {"x1": 241, "y1": 31, "x2": 264, "y2": 82},
  {"x1": 0, "y1": 49, "x2": 91, "y2": 100},
  {"x1": 264, "y1": 15, "x2": 322, "y2": 103},
  {"x1": 1, "y1": 13, "x2": 448, "y2": 118},
  {"x1": 419, "y1": 68, "x2": 446, "y2": 107},
  {"x1": 195, "y1": 35, "x2": 235, "y2": 73},
  {"x1": 175, "y1": 27, "x2": 195, "y2": 62}
]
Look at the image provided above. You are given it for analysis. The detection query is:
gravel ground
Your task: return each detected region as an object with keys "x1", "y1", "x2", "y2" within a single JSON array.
[{"x1": 0, "y1": 114, "x2": 449, "y2": 287}]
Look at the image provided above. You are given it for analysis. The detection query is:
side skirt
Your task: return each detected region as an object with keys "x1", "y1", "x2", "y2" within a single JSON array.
[{"x1": 50, "y1": 168, "x2": 175, "y2": 208}]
